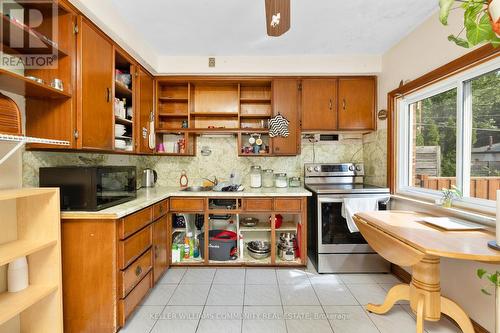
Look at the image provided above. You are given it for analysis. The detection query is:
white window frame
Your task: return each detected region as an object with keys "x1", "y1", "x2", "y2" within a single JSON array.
[{"x1": 396, "y1": 57, "x2": 500, "y2": 214}]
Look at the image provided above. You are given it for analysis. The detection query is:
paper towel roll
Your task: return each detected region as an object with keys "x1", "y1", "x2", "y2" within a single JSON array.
[{"x1": 7, "y1": 257, "x2": 29, "y2": 292}]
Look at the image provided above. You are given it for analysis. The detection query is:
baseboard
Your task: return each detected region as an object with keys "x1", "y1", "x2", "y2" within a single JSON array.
[{"x1": 390, "y1": 264, "x2": 490, "y2": 333}]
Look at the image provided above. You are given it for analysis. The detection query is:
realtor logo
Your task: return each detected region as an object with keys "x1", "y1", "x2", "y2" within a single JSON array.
[{"x1": 0, "y1": 0, "x2": 58, "y2": 69}]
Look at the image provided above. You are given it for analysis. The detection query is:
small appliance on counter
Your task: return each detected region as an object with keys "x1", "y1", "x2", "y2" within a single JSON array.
[
  {"x1": 39, "y1": 166, "x2": 136, "y2": 211},
  {"x1": 142, "y1": 168, "x2": 157, "y2": 187}
]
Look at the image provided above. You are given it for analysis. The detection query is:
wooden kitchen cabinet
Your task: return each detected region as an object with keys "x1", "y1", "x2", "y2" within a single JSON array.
[
  {"x1": 337, "y1": 77, "x2": 376, "y2": 130},
  {"x1": 136, "y1": 67, "x2": 155, "y2": 154},
  {"x1": 79, "y1": 18, "x2": 114, "y2": 150},
  {"x1": 301, "y1": 79, "x2": 337, "y2": 131},
  {"x1": 153, "y1": 215, "x2": 169, "y2": 283},
  {"x1": 272, "y1": 79, "x2": 300, "y2": 155}
]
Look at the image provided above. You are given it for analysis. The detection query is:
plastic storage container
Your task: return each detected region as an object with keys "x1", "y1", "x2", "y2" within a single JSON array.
[
  {"x1": 275, "y1": 173, "x2": 288, "y2": 188},
  {"x1": 262, "y1": 169, "x2": 274, "y2": 188}
]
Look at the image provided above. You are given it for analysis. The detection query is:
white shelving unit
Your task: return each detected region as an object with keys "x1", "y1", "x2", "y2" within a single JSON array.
[
  {"x1": 0, "y1": 188, "x2": 63, "y2": 333},
  {"x1": 0, "y1": 134, "x2": 69, "y2": 165}
]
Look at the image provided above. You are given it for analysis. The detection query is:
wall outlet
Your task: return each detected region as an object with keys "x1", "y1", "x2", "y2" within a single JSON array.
[{"x1": 208, "y1": 57, "x2": 215, "y2": 67}]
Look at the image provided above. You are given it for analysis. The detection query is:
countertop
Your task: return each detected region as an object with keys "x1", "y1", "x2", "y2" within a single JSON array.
[{"x1": 60, "y1": 186, "x2": 312, "y2": 219}]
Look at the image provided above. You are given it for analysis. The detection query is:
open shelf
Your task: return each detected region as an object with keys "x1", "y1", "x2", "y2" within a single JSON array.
[
  {"x1": 0, "y1": 239, "x2": 57, "y2": 266},
  {"x1": 0, "y1": 69, "x2": 71, "y2": 99},
  {"x1": 0, "y1": 284, "x2": 58, "y2": 326},
  {"x1": 240, "y1": 221, "x2": 271, "y2": 232},
  {"x1": 158, "y1": 113, "x2": 189, "y2": 118},
  {"x1": 191, "y1": 112, "x2": 239, "y2": 117},
  {"x1": 158, "y1": 97, "x2": 188, "y2": 102},
  {"x1": 275, "y1": 221, "x2": 298, "y2": 232},
  {"x1": 240, "y1": 113, "x2": 271, "y2": 118},
  {"x1": 240, "y1": 98, "x2": 271, "y2": 103},
  {"x1": 114, "y1": 116, "x2": 133, "y2": 126},
  {"x1": 1, "y1": 15, "x2": 69, "y2": 57},
  {"x1": 114, "y1": 81, "x2": 132, "y2": 97}
]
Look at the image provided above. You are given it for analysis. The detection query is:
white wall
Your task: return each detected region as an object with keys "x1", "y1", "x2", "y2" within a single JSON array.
[{"x1": 379, "y1": 10, "x2": 496, "y2": 331}]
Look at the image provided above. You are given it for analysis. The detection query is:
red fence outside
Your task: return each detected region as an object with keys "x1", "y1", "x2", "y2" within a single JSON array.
[{"x1": 417, "y1": 175, "x2": 500, "y2": 201}]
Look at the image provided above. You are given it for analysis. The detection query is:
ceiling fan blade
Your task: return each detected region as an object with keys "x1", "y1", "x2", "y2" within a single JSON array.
[{"x1": 265, "y1": 0, "x2": 290, "y2": 37}]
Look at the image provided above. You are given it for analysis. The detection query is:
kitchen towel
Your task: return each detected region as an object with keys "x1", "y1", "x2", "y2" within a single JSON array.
[
  {"x1": 268, "y1": 113, "x2": 290, "y2": 137},
  {"x1": 341, "y1": 198, "x2": 379, "y2": 233}
]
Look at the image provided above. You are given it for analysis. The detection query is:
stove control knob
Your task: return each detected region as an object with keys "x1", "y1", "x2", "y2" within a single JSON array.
[
  {"x1": 348, "y1": 165, "x2": 355, "y2": 171},
  {"x1": 314, "y1": 166, "x2": 321, "y2": 172},
  {"x1": 355, "y1": 165, "x2": 362, "y2": 171},
  {"x1": 307, "y1": 166, "x2": 313, "y2": 172}
]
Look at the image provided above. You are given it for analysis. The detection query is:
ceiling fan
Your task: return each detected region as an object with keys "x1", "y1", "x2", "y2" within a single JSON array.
[{"x1": 265, "y1": 0, "x2": 290, "y2": 37}]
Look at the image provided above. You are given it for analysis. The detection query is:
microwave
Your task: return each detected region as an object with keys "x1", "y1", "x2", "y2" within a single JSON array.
[{"x1": 39, "y1": 166, "x2": 137, "y2": 211}]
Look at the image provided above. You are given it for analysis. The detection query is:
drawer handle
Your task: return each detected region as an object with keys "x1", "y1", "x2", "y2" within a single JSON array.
[
  {"x1": 342, "y1": 98, "x2": 346, "y2": 111},
  {"x1": 159, "y1": 205, "x2": 163, "y2": 214},
  {"x1": 329, "y1": 98, "x2": 333, "y2": 110},
  {"x1": 135, "y1": 265, "x2": 142, "y2": 277}
]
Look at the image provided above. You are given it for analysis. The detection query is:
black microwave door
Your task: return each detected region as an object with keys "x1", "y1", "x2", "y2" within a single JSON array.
[{"x1": 96, "y1": 167, "x2": 136, "y2": 209}]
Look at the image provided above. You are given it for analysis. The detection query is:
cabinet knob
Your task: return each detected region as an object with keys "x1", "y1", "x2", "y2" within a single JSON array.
[
  {"x1": 329, "y1": 99, "x2": 333, "y2": 110},
  {"x1": 135, "y1": 265, "x2": 142, "y2": 277},
  {"x1": 342, "y1": 98, "x2": 346, "y2": 111}
]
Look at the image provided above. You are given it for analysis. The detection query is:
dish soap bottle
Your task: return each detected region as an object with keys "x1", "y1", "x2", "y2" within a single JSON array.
[
  {"x1": 184, "y1": 234, "x2": 190, "y2": 259},
  {"x1": 193, "y1": 233, "x2": 200, "y2": 258},
  {"x1": 188, "y1": 232, "x2": 195, "y2": 258}
]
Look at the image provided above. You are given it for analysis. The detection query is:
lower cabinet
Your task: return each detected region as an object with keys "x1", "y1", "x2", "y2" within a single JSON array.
[{"x1": 61, "y1": 199, "x2": 169, "y2": 333}]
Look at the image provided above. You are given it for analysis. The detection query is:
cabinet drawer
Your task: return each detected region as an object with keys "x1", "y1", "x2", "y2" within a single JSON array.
[
  {"x1": 274, "y1": 198, "x2": 302, "y2": 212},
  {"x1": 118, "y1": 271, "x2": 152, "y2": 327},
  {"x1": 119, "y1": 249, "x2": 153, "y2": 298},
  {"x1": 118, "y1": 207, "x2": 153, "y2": 240},
  {"x1": 119, "y1": 225, "x2": 152, "y2": 269},
  {"x1": 243, "y1": 198, "x2": 273, "y2": 211},
  {"x1": 153, "y1": 200, "x2": 169, "y2": 220},
  {"x1": 170, "y1": 197, "x2": 205, "y2": 212}
]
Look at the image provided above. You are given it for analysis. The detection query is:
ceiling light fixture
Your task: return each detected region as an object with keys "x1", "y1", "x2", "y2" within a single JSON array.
[{"x1": 265, "y1": 0, "x2": 290, "y2": 37}]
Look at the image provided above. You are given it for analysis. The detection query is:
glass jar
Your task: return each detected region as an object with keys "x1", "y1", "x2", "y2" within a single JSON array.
[
  {"x1": 288, "y1": 176, "x2": 301, "y2": 187},
  {"x1": 250, "y1": 166, "x2": 262, "y2": 188},
  {"x1": 262, "y1": 169, "x2": 274, "y2": 188},
  {"x1": 274, "y1": 173, "x2": 288, "y2": 188}
]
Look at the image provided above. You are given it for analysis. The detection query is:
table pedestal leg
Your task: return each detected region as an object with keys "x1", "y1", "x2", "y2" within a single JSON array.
[
  {"x1": 366, "y1": 284, "x2": 410, "y2": 314},
  {"x1": 441, "y1": 296, "x2": 475, "y2": 333},
  {"x1": 416, "y1": 294, "x2": 425, "y2": 333},
  {"x1": 410, "y1": 256, "x2": 442, "y2": 321}
]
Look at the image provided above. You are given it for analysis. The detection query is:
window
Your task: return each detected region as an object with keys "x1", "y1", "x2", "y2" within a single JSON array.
[{"x1": 397, "y1": 58, "x2": 500, "y2": 210}]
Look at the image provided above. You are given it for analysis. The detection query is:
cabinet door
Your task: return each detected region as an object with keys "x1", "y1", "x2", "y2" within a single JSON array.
[
  {"x1": 80, "y1": 18, "x2": 114, "y2": 150},
  {"x1": 153, "y1": 215, "x2": 168, "y2": 283},
  {"x1": 136, "y1": 67, "x2": 155, "y2": 154},
  {"x1": 338, "y1": 77, "x2": 376, "y2": 130},
  {"x1": 272, "y1": 79, "x2": 300, "y2": 156},
  {"x1": 301, "y1": 79, "x2": 337, "y2": 131}
]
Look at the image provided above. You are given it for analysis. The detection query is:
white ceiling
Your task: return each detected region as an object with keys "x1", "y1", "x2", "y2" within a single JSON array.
[{"x1": 109, "y1": 0, "x2": 437, "y2": 57}]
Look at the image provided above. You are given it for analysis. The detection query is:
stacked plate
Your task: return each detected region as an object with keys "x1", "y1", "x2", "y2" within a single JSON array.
[
  {"x1": 115, "y1": 124, "x2": 126, "y2": 137},
  {"x1": 114, "y1": 139, "x2": 126, "y2": 149}
]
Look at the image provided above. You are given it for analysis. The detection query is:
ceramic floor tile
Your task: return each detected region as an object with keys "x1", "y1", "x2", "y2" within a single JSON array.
[
  {"x1": 279, "y1": 282, "x2": 320, "y2": 305},
  {"x1": 312, "y1": 283, "x2": 359, "y2": 306},
  {"x1": 168, "y1": 284, "x2": 211, "y2": 305},
  {"x1": 197, "y1": 305, "x2": 243, "y2": 333},
  {"x1": 323, "y1": 305, "x2": 379, "y2": 333},
  {"x1": 180, "y1": 268, "x2": 216, "y2": 284},
  {"x1": 308, "y1": 273, "x2": 344, "y2": 286},
  {"x1": 141, "y1": 284, "x2": 177, "y2": 306},
  {"x1": 206, "y1": 284, "x2": 244, "y2": 306},
  {"x1": 150, "y1": 306, "x2": 203, "y2": 333},
  {"x1": 213, "y1": 268, "x2": 246, "y2": 284},
  {"x1": 339, "y1": 273, "x2": 379, "y2": 284},
  {"x1": 245, "y1": 268, "x2": 277, "y2": 285},
  {"x1": 401, "y1": 305, "x2": 461, "y2": 333},
  {"x1": 158, "y1": 267, "x2": 186, "y2": 284},
  {"x1": 367, "y1": 304, "x2": 418, "y2": 333},
  {"x1": 276, "y1": 269, "x2": 310, "y2": 285},
  {"x1": 120, "y1": 305, "x2": 163, "y2": 333},
  {"x1": 242, "y1": 306, "x2": 286, "y2": 333},
  {"x1": 244, "y1": 284, "x2": 282, "y2": 306},
  {"x1": 369, "y1": 273, "x2": 401, "y2": 284},
  {"x1": 284, "y1": 305, "x2": 333, "y2": 333},
  {"x1": 347, "y1": 283, "x2": 388, "y2": 306}
]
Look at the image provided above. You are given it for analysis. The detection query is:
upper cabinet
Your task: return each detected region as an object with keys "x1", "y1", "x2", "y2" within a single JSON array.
[
  {"x1": 136, "y1": 67, "x2": 155, "y2": 154},
  {"x1": 272, "y1": 79, "x2": 300, "y2": 155},
  {"x1": 337, "y1": 77, "x2": 376, "y2": 131},
  {"x1": 79, "y1": 18, "x2": 114, "y2": 150},
  {"x1": 301, "y1": 79, "x2": 337, "y2": 131}
]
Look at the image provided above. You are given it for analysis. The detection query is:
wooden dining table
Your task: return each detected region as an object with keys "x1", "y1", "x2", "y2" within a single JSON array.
[{"x1": 353, "y1": 210, "x2": 500, "y2": 333}]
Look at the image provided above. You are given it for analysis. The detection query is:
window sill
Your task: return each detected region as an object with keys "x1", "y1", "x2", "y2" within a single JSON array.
[{"x1": 391, "y1": 193, "x2": 496, "y2": 228}]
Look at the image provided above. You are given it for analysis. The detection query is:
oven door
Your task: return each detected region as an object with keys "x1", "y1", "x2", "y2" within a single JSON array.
[{"x1": 317, "y1": 194, "x2": 389, "y2": 254}]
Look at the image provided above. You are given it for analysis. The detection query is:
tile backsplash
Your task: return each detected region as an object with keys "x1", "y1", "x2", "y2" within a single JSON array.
[{"x1": 23, "y1": 133, "x2": 387, "y2": 188}]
